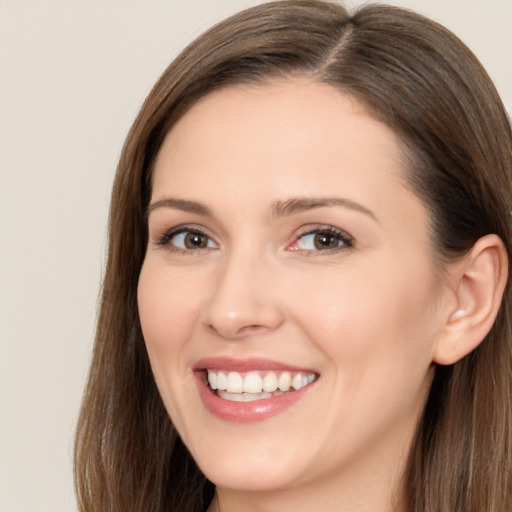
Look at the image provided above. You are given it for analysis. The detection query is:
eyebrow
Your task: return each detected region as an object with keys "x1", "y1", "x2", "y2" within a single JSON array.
[
  {"x1": 147, "y1": 195, "x2": 377, "y2": 222},
  {"x1": 148, "y1": 197, "x2": 213, "y2": 217},
  {"x1": 271, "y1": 197, "x2": 378, "y2": 221}
]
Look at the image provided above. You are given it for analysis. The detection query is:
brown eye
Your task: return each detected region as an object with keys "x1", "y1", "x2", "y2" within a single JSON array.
[
  {"x1": 183, "y1": 232, "x2": 209, "y2": 249},
  {"x1": 293, "y1": 227, "x2": 353, "y2": 252},
  {"x1": 158, "y1": 229, "x2": 217, "y2": 251},
  {"x1": 313, "y1": 233, "x2": 340, "y2": 250}
]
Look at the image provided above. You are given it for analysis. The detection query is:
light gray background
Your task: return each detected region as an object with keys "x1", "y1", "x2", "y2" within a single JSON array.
[{"x1": 1, "y1": 1, "x2": 511, "y2": 511}]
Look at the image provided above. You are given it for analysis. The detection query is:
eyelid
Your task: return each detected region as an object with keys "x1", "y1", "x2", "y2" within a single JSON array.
[
  {"x1": 153, "y1": 224, "x2": 219, "y2": 250},
  {"x1": 288, "y1": 224, "x2": 354, "y2": 253}
]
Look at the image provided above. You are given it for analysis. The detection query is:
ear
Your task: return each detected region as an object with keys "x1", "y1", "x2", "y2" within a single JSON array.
[{"x1": 433, "y1": 234, "x2": 508, "y2": 365}]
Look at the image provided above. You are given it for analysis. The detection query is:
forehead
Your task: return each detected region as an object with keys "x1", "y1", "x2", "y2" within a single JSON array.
[{"x1": 153, "y1": 79, "x2": 406, "y2": 196}]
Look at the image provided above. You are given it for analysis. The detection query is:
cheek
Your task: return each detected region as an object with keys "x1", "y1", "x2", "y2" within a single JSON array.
[
  {"x1": 137, "y1": 261, "x2": 204, "y2": 412},
  {"x1": 288, "y1": 260, "x2": 439, "y2": 380},
  {"x1": 137, "y1": 262, "x2": 205, "y2": 430},
  {"x1": 137, "y1": 262, "x2": 199, "y2": 351}
]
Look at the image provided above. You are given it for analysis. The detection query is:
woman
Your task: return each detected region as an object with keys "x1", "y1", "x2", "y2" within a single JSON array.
[{"x1": 74, "y1": 1, "x2": 512, "y2": 511}]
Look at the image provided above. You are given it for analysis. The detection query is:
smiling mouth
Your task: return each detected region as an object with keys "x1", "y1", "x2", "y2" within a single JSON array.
[{"x1": 206, "y1": 369, "x2": 318, "y2": 403}]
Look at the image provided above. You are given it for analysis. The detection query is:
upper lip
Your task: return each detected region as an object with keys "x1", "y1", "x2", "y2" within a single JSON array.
[{"x1": 194, "y1": 357, "x2": 317, "y2": 373}]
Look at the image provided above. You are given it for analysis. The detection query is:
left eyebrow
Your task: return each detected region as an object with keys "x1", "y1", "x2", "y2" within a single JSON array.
[{"x1": 271, "y1": 197, "x2": 378, "y2": 222}]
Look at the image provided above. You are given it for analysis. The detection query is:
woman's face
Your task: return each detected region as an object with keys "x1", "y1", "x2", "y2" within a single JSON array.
[{"x1": 138, "y1": 80, "x2": 447, "y2": 497}]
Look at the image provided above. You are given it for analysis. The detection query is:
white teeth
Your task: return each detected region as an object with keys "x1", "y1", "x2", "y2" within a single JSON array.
[
  {"x1": 217, "y1": 371, "x2": 227, "y2": 391},
  {"x1": 262, "y1": 372, "x2": 278, "y2": 392},
  {"x1": 292, "y1": 373, "x2": 303, "y2": 390},
  {"x1": 218, "y1": 391, "x2": 272, "y2": 402},
  {"x1": 207, "y1": 371, "x2": 218, "y2": 390},
  {"x1": 226, "y1": 372, "x2": 243, "y2": 393},
  {"x1": 242, "y1": 372, "x2": 263, "y2": 393},
  {"x1": 206, "y1": 369, "x2": 317, "y2": 400},
  {"x1": 278, "y1": 372, "x2": 291, "y2": 391}
]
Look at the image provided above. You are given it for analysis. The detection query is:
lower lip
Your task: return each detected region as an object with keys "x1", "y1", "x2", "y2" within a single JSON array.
[{"x1": 194, "y1": 372, "x2": 316, "y2": 423}]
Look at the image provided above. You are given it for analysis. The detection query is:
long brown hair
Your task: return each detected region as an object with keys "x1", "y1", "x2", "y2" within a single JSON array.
[{"x1": 74, "y1": 2, "x2": 512, "y2": 510}]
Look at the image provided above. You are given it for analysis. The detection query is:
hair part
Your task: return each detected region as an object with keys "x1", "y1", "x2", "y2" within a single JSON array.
[{"x1": 75, "y1": 2, "x2": 512, "y2": 511}]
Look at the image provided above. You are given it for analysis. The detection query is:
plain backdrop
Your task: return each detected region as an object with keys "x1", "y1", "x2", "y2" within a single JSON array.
[{"x1": 1, "y1": 1, "x2": 511, "y2": 511}]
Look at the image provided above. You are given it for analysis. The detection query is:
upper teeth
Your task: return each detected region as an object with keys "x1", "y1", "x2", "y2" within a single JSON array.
[{"x1": 207, "y1": 370, "x2": 316, "y2": 394}]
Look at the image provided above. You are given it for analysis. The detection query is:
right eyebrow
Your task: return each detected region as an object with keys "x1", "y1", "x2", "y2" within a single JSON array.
[{"x1": 147, "y1": 197, "x2": 213, "y2": 218}]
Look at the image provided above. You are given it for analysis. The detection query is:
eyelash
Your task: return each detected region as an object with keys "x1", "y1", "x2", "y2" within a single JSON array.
[
  {"x1": 154, "y1": 226, "x2": 216, "y2": 253},
  {"x1": 153, "y1": 224, "x2": 354, "y2": 254},
  {"x1": 291, "y1": 225, "x2": 354, "y2": 254}
]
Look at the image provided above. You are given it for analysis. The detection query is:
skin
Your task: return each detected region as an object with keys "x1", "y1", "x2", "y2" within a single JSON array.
[{"x1": 137, "y1": 79, "x2": 453, "y2": 512}]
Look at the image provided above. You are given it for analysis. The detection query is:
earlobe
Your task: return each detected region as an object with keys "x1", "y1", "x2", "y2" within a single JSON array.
[{"x1": 433, "y1": 234, "x2": 508, "y2": 366}]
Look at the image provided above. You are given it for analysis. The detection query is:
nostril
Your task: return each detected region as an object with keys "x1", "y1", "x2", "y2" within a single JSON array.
[
  {"x1": 206, "y1": 322, "x2": 269, "y2": 339},
  {"x1": 240, "y1": 324, "x2": 270, "y2": 335}
]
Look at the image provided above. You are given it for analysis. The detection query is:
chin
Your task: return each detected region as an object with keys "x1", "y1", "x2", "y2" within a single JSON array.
[
  {"x1": 184, "y1": 427, "x2": 315, "y2": 492},
  {"x1": 199, "y1": 456, "x2": 301, "y2": 492}
]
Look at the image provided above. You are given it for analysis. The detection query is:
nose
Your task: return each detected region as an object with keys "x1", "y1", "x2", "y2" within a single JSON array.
[{"x1": 201, "y1": 250, "x2": 285, "y2": 340}]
